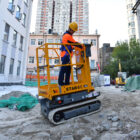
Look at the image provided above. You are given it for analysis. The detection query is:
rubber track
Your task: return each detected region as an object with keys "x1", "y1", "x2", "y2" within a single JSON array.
[{"x1": 48, "y1": 98, "x2": 101, "y2": 125}]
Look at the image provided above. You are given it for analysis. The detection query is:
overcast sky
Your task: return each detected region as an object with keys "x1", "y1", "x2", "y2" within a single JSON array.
[{"x1": 30, "y1": 0, "x2": 128, "y2": 47}]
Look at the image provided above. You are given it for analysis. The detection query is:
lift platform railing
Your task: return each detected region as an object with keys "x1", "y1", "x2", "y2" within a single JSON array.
[
  {"x1": 36, "y1": 43, "x2": 93, "y2": 100},
  {"x1": 36, "y1": 43, "x2": 86, "y2": 85}
]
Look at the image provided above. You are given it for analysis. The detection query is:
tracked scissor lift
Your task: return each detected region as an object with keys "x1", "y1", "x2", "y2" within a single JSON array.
[{"x1": 36, "y1": 43, "x2": 101, "y2": 125}]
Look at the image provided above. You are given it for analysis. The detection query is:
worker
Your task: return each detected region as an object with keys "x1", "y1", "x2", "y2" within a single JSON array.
[{"x1": 58, "y1": 22, "x2": 82, "y2": 86}]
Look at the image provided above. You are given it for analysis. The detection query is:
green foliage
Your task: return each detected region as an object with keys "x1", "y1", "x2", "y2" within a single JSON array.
[
  {"x1": 102, "y1": 39, "x2": 140, "y2": 79},
  {"x1": 112, "y1": 42, "x2": 130, "y2": 61},
  {"x1": 102, "y1": 61, "x2": 118, "y2": 79}
]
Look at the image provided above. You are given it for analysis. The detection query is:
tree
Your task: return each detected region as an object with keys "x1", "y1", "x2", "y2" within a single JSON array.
[{"x1": 102, "y1": 39, "x2": 140, "y2": 79}]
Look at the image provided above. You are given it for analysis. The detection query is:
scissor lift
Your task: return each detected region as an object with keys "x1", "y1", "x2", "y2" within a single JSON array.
[{"x1": 36, "y1": 43, "x2": 101, "y2": 125}]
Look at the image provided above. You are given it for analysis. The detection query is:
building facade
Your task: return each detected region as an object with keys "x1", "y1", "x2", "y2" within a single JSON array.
[
  {"x1": 126, "y1": 0, "x2": 140, "y2": 40},
  {"x1": 99, "y1": 43, "x2": 114, "y2": 72},
  {"x1": 132, "y1": 0, "x2": 140, "y2": 40},
  {"x1": 0, "y1": 0, "x2": 33, "y2": 85},
  {"x1": 35, "y1": 0, "x2": 89, "y2": 35},
  {"x1": 27, "y1": 33, "x2": 100, "y2": 74}
]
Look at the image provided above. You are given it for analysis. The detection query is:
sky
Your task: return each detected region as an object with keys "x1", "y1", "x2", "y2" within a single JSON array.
[{"x1": 30, "y1": 0, "x2": 128, "y2": 47}]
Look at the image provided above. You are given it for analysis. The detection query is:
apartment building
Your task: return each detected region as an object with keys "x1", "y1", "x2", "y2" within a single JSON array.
[
  {"x1": 0, "y1": 0, "x2": 33, "y2": 85},
  {"x1": 72, "y1": 0, "x2": 89, "y2": 35},
  {"x1": 27, "y1": 33, "x2": 100, "y2": 74},
  {"x1": 126, "y1": 0, "x2": 140, "y2": 39},
  {"x1": 35, "y1": 0, "x2": 89, "y2": 35},
  {"x1": 132, "y1": 0, "x2": 140, "y2": 40}
]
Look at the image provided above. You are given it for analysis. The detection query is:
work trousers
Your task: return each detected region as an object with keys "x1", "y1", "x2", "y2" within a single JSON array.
[
  {"x1": 58, "y1": 55, "x2": 71, "y2": 86},
  {"x1": 58, "y1": 65, "x2": 71, "y2": 86}
]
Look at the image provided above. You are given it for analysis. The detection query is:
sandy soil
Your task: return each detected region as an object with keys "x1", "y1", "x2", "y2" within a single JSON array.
[{"x1": 0, "y1": 86, "x2": 140, "y2": 140}]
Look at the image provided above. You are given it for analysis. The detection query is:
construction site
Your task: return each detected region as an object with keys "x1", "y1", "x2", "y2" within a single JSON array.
[
  {"x1": 0, "y1": 85, "x2": 140, "y2": 140},
  {"x1": 0, "y1": 0, "x2": 140, "y2": 140},
  {"x1": 0, "y1": 40, "x2": 140, "y2": 139}
]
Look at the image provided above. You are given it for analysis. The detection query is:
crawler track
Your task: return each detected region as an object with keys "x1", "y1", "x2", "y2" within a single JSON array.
[{"x1": 48, "y1": 98, "x2": 101, "y2": 125}]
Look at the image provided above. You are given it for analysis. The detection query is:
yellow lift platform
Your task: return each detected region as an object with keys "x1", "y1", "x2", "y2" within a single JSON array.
[{"x1": 36, "y1": 43, "x2": 101, "y2": 124}]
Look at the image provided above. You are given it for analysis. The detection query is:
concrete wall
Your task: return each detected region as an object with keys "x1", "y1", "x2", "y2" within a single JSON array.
[{"x1": 0, "y1": 0, "x2": 33, "y2": 84}]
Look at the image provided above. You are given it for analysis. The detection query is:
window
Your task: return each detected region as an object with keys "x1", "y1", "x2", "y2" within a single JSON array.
[
  {"x1": 54, "y1": 59, "x2": 59, "y2": 64},
  {"x1": 83, "y1": 39, "x2": 88, "y2": 44},
  {"x1": 8, "y1": 0, "x2": 15, "y2": 13},
  {"x1": 131, "y1": 22, "x2": 135, "y2": 27},
  {"x1": 29, "y1": 56, "x2": 34, "y2": 63},
  {"x1": 55, "y1": 39, "x2": 60, "y2": 47},
  {"x1": 16, "y1": 6, "x2": 21, "y2": 20},
  {"x1": 17, "y1": 61, "x2": 21, "y2": 76},
  {"x1": 130, "y1": 35, "x2": 136, "y2": 39},
  {"x1": 48, "y1": 39, "x2": 53, "y2": 43},
  {"x1": 129, "y1": 4, "x2": 133, "y2": 9},
  {"x1": 39, "y1": 57, "x2": 42, "y2": 63},
  {"x1": 22, "y1": 13, "x2": 26, "y2": 26},
  {"x1": 9, "y1": 0, "x2": 14, "y2": 3},
  {"x1": 91, "y1": 39, "x2": 96, "y2": 46},
  {"x1": 3, "y1": 23, "x2": 10, "y2": 41},
  {"x1": 0, "y1": 55, "x2": 6, "y2": 74},
  {"x1": 131, "y1": 28, "x2": 135, "y2": 34},
  {"x1": 128, "y1": 22, "x2": 135, "y2": 28},
  {"x1": 24, "y1": 0, "x2": 28, "y2": 4},
  {"x1": 31, "y1": 39, "x2": 36, "y2": 45},
  {"x1": 19, "y1": 36, "x2": 23, "y2": 50},
  {"x1": 128, "y1": 10, "x2": 133, "y2": 16},
  {"x1": 12, "y1": 30, "x2": 17, "y2": 46},
  {"x1": 55, "y1": 39, "x2": 60, "y2": 43},
  {"x1": 90, "y1": 60, "x2": 95, "y2": 69},
  {"x1": 38, "y1": 39, "x2": 43, "y2": 45},
  {"x1": 128, "y1": 16, "x2": 134, "y2": 21},
  {"x1": 9, "y1": 58, "x2": 14, "y2": 74},
  {"x1": 49, "y1": 59, "x2": 52, "y2": 64}
]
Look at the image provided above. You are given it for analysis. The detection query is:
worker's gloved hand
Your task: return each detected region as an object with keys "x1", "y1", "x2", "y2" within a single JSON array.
[
  {"x1": 76, "y1": 45, "x2": 83, "y2": 49},
  {"x1": 74, "y1": 42, "x2": 83, "y2": 49}
]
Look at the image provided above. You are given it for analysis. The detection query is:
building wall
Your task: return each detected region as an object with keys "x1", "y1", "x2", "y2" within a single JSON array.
[
  {"x1": 35, "y1": 0, "x2": 89, "y2": 35},
  {"x1": 35, "y1": 0, "x2": 53, "y2": 34},
  {"x1": 53, "y1": 0, "x2": 71, "y2": 35},
  {"x1": 134, "y1": 1, "x2": 140, "y2": 40},
  {"x1": 126, "y1": 0, "x2": 140, "y2": 40},
  {"x1": 0, "y1": 0, "x2": 33, "y2": 84},
  {"x1": 72, "y1": 0, "x2": 89, "y2": 35},
  {"x1": 27, "y1": 33, "x2": 100, "y2": 73},
  {"x1": 99, "y1": 43, "x2": 114, "y2": 72}
]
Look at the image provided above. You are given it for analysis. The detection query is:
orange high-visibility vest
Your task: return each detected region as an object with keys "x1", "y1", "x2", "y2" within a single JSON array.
[{"x1": 60, "y1": 31, "x2": 77, "y2": 58}]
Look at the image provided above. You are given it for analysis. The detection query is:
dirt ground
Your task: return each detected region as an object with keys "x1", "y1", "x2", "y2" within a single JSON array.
[{"x1": 0, "y1": 86, "x2": 140, "y2": 140}]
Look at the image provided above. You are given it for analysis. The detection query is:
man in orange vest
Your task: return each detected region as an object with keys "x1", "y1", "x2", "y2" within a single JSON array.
[{"x1": 58, "y1": 22, "x2": 82, "y2": 86}]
